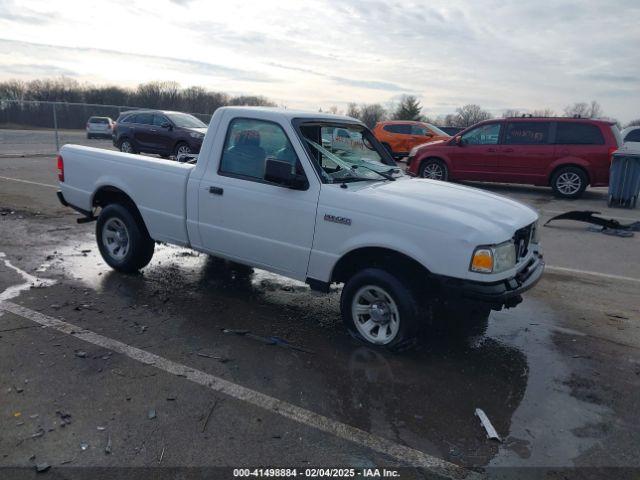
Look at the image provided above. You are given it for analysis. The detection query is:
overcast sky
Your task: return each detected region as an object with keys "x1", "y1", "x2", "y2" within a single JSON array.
[{"x1": 1, "y1": 0, "x2": 639, "y2": 122}]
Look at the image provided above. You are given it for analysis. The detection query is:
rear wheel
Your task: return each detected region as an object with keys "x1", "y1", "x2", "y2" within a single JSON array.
[
  {"x1": 551, "y1": 166, "x2": 587, "y2": 199},
  {"x1": 419, "y1": 158, "x2": 448, "y2": 181},
  {"x1": 96, "y1": 203, "x2": 154, "y2": 273},
  {"x1": 340, "y1": 268, "x2": 421, "y2": 351}
]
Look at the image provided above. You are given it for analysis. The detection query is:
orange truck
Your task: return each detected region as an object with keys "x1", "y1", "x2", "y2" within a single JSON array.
[{"x1": 373, "y1": 121, "x2": 450, "y2": 159}]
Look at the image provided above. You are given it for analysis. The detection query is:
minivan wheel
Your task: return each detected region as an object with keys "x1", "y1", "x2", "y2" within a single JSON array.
[
  {"x1": 551, "y1": 166, "x2": 587, "y2": 199},
  {"x1": 174, "y1": 143, "x2": 192, "y2": 158},
  {"x1": 419, "y1": 158, "x2": 448, "y2": 181},
  {"x1": 341, "y1": 268, "x2": 420, "y2": 351},
  {"x1": 119, "y1": 139, "x2": 137, "y2": 154},
  {"x1": 96, "y1": 203, "x2": 154, "y2": 273}
]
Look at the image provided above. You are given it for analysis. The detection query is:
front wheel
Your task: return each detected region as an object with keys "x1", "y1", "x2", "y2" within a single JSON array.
[
  {"x1": 119, "y1": 138, "x2": 137, "y2": 154},
  {"x1": 551, "y1": 166, "x2": 587, "y2": 199},
  {"x1": 340, "y1": 268, "x2": 421, "y2": 350},
  {"x1": 419, "y1": 158, "x2": 448, "y2": 181},
  {"x1": 174, "y1": 142, "x2": 192, "y2": 158},
  {"x1": 96, "y1": 203, "x2": 154, "y2": 273}
]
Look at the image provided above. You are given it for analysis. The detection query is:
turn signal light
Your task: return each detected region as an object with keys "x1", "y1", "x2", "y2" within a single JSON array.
[{"x1": 471, "y1": 248, "x2": 493, "y2": 273}]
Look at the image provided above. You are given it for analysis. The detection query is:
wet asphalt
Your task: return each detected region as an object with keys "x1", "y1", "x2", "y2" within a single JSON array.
[{"x1": 1, "y1": 144, "x2": 640, "y2": 478}]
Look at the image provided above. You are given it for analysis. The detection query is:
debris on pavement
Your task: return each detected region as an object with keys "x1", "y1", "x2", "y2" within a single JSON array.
[
  {"x1": 201, "y1": 399, "x2": 219, "y2": 433},
  {"x1": 196, "y1": 352, "x2": 230, "y2": 363},
  {"x1": 74, "y1": 350, "x2": 87, "y2": 358},
  {"x1": 105, "y1": 435, "x2": 112, "y2": 455},
  {"x1": 31, "y1": 428, "x2": 45, "y2": 439},
  {"x1": 545, "y1": 210, "x2": 640, "y2": 237},
  {"x1": 222, "y1": 328, "x2": 314, "y2": 354},
  {"x1": 159, "y1": 446, "x2": 165, "y2": 464},
  {"x1": 147, "y1": 409, "x2": 157, "y2": 420},
  {"x1": 56, "y1": 411, "x2": 72, "y2": 427},
  {"x1": 475, "y1": 408, "x2": 502, "y2": 442},
  {"x1": 80, "y1": 442, "x2": 88, "y2": 451},
  {"x1": 97, "y1": 426, "x2": 106, "y2": 431},
  {"x1": 35, "y1": 463, "x2": 50, "y2": 473}
]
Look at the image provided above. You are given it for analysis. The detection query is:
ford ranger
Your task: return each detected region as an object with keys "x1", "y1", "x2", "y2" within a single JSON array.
[{"x1": 56, "y1": 107, "x2": 544, "y2": 350}]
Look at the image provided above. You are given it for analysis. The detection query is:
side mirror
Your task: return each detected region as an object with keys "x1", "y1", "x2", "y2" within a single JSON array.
[
  {"x1": 161, "y1": 122, "x2": 172, "y2": 130},
  {"x1": 454, "y1": 135, "x2": 463, "y2": 146},
  {"x1": 265, "y1": 159, "x2": 307, "y2": 190}
]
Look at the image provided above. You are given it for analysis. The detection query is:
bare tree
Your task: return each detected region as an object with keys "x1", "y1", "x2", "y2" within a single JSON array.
[
  {"x1": 531, "y1": 108, "x2": 556, "y2": 117},
  {"x1": 564, "y1": 100, "x2": 603, "y2": 118},
  {"x1": 454, "y1": 104, "x2": 493, "y2": 127},
  {"x1": 502, "y1": 109, "x2": 521, "y2": 118},
  {"x1": 358, "y1": 104, "x2": 388, "y2": 128},
  {"x1": 346, "y1": 103, "x2": 360, "y2": 119},
  {"x1": 625, "y1": 119, "x2": 640, "y2": 128}
]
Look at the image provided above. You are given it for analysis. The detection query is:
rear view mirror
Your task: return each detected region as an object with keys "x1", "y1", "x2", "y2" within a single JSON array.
[{"x1": 265, "y1": 159, "x2": 307, "y2": 190}]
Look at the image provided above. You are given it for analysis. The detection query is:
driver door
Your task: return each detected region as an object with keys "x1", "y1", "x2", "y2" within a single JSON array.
[
  {"x1": 448, "y1": 122, "x2": 502, "y2": 179},
  {"x1": 197, "y1": 115, "x2": 320, "y2": 280}
]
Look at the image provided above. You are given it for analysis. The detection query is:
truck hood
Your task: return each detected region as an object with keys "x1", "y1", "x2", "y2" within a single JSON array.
[{"x1": 327, "y1": 177, "x2": 538, "y2": 243}]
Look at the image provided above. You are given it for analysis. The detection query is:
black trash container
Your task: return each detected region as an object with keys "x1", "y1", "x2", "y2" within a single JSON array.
[{"x1": 608, "y1": 144, "x2": 640, "y2": 208}]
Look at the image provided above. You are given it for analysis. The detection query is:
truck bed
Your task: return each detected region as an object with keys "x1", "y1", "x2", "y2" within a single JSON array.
[{"x1": 59, "y1": 145, "x2": 195, "y2": 245}]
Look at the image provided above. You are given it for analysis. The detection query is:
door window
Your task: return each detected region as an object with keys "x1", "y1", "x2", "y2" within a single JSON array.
[
  {"x1": 383, "y1": 124, "x2": 412, "y2": 134},
  {"x1": 555, "y1": 122, "x2": 604, "y2": 145},
  {"x1": 504, "y1": 122, "x2": 551, "y2": 144},
  {"x1": 461, "y1": 123, "x2": 501, "y2": 145},
  {"x1": 624, "y1": 129, "x2": 640, "y2": 142},
  {"x1": 153, "y1": 114, "x2": 169, "y2": 126},
  {"x1": 411, "y1": 125, "x2": 428, "y2": 136},
  {"x1": 219, "y1": 118, "x2": 300, "y2": 181},
  {"x1": 136, "y1": 113, "x2": 153, "y2": 125}
]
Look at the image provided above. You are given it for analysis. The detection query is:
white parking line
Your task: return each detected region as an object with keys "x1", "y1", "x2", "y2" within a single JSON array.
[
  {"x1": 546, "y1": 265, "x2": 640, "y2": 284},
  {"x1": 0, "y1": 175, "x2": 57, "y2": 189},
  {"x1": 0, "y1": 300, "x2": 474, "y2": 479}
]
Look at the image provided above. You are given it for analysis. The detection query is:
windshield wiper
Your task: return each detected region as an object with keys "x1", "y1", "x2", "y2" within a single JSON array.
[{"x1": 351, "y1": 164, "x2": 395, "y2": 181}]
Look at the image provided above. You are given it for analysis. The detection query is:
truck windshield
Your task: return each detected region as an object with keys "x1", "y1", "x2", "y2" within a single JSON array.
[
  {"x1": 299, "y1": 123, "x2": 402, "y2": 183},
  {"x1": 167, "y1": 113, "x2": 207, "y2": 129}
]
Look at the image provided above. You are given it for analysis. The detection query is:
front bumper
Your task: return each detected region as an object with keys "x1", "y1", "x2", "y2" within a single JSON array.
[{"x1": 436, "y1": 252, "x2": 545, "y2": 309}]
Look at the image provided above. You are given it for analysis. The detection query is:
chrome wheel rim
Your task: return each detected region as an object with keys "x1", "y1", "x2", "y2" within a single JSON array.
[
  {"x1": 556, "y1": 172, "x2": 582, "y2": 195},
  {"x1": 121, "y1": 141, "x2": 132, "y2": 153},
  {"x1": 102, "y1": 218, "x2": 130, "y2": 260},
  {"x1": 351, "y1": 285, "x2": 400, "y2": 345},
  {"x1": 422, "y1": 162, "x2": 445, "y2": 180},
  {"x1": 177, "y1": 145, "x2": 191, "y2": 155}
]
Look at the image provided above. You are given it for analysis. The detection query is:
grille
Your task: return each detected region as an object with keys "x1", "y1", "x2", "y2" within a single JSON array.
[{"x1": 513, "y1": 223, "x2": 533, "y2": 262}]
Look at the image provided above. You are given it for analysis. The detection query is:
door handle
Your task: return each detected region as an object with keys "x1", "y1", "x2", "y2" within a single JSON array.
[
  {"x1": 503, "y1": 148, "x2": 514, "y2": 153},
  {"x1": 209, "y1": 186, "x2": 224, "y2": 195},
  {"x1": 487, "y1": 148, "x2": 497, "y2": 152}
]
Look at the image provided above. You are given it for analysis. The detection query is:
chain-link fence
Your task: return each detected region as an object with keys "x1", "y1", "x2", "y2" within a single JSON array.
[{"x1": 0, "y1": 99, "x2": 212, "y2": 156}]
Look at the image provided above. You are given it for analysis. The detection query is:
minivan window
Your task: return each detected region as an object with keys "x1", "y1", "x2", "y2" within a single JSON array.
[
  {"x1": 121, "y1": 114, "x2": 136, "y2": 124},
  {"x1": 461, "y1": 123, "x2": 501, "y2": 145},
  {"x1": 555, "y1": 122, "x2": 604, "y2": 145},
  {"x1": 504, "y1": 122, "x2": 551, "y2": 145},
  {"x1": 153, "y1": 114, "x2": 169, "y2": 126}
]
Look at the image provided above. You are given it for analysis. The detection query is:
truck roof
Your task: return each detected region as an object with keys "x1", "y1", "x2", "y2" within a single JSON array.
[{"x1": 217, "y1": 106, "x2": 360, "y2": 123}]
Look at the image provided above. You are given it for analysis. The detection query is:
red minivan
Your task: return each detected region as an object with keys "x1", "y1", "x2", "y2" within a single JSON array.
[{"x1": 406, "y1": 117, "x2": 620, "y2": 198}]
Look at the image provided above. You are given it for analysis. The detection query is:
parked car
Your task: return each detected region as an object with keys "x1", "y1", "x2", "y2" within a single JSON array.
[
  {"x1": 56, "y1": 107, "x2": 543, "y2": 350},
  {"x1": 373, "y1": 121, "x2": 450, "y2": 159},
  {"x1": 406, "y1": 117, "x2": 621, "y2": 199},
  {"x1": 112, "y1": 110, "x2": 208, "y2": 158},
  {"x1": 437, "y1": 126, "x2": 464, "y2": 136},
  {"x1": 621, "y1": 126, "x2": 640, "y2": 144},
  {"x1": 86, "y1": 116, "x2": 114, "y2": 139}
]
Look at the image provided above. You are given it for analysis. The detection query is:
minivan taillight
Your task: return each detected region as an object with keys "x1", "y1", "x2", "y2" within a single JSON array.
[
  {"x1": 57, "y1": 155, "x2": 64, "y2": 182},
  {"x1": 608, "y1": 146, "x2": 617, "y2": 162}
]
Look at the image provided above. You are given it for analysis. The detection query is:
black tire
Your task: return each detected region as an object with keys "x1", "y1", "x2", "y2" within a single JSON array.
[
  {"x1": 96, "y1": 203, "x2": 154, "y2": 273},
  {"x1": 419, "y1": 158, "x2": 449, "y2": 181},
  {"x1": 551, "y1": 166, "x2": 587, "y2": 199},
  {"x1": 173, "y1": 142, "x2": 192, "y2": 158},
  {"x1": 118, "y1": 138, "x2": 137, "y2": 154},
  {"x1": 340, "y1": 268, "x2": 421, "y2": 351}
]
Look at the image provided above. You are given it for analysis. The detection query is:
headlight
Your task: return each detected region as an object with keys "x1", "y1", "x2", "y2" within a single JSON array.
[
  {"x1": 189, "y1": 132, "x2": 204, "y2": 139},
  {"x1": 470, "y1": 241, "x2": 516, "y2": 274},
  {"x1": 531, "y1": 221, "x2": 540, "y2": 244}
]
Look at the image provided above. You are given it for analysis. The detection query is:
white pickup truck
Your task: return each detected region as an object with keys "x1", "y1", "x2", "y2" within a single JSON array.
[{"x1": 57, "y1": 107, "x2": 544, "y2": 349}]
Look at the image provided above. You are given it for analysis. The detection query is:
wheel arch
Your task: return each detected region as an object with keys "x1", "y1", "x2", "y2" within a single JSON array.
[
  {"x1": 92, "y1": 185, "x2": 151, "y2": 238},
  {"x1": 548, "y1": 160, "x2": 591, "y2": 186},
  {"x1": 330, "y1": 246, "x2": 434, "y2": 287}
]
